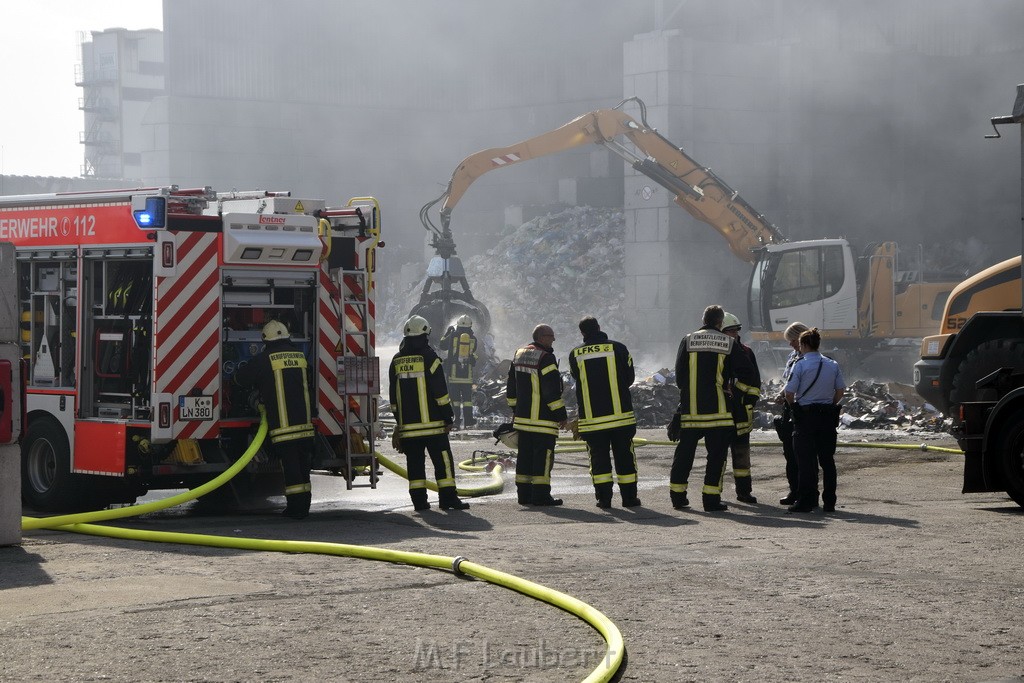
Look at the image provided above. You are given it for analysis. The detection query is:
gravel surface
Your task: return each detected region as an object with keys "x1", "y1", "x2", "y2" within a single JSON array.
[{"x1": 3, "y1": 429, "x2": 1023, "y2": 682}]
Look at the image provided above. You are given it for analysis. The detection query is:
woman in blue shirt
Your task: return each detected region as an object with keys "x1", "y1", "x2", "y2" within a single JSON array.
[{"x1": 783, "y1": 328, "x2": 846, "y2": 513}]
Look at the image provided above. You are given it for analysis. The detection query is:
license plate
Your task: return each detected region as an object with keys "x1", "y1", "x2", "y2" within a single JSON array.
[{"x1": 178, "y1": 395, "x2": 213, "y2": 421}]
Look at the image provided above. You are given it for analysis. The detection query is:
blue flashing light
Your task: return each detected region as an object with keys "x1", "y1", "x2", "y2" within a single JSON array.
[{"x1": 133, "y1": 196, "x2": 167, "y2": 229}]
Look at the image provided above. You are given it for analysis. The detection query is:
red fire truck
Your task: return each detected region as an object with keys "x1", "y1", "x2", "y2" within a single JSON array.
[{"x1": 1, "y1": 186, "x2": 381, "y2": 512}]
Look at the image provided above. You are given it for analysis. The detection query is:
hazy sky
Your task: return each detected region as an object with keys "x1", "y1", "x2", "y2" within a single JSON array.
[{"x1": 0, "y1": 1, "x2": 162, "y2": 178}]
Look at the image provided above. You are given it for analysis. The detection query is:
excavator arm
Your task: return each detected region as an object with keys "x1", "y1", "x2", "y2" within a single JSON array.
[
  {"x1": 412, "y1": 97, "x2": 786, "y2": 349},
  {"x1": 434, "y1": 97, "x2": 784, "y2": 263}
]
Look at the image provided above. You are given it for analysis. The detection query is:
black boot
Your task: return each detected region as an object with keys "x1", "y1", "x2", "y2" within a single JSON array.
[
  {"x1": 531, "y1": 484, "x2": 563, "y2": 506},
  {"x1": 516, "y1": 483, "x2": 533, "y2": 505},
  {"x1": 411, "y1": 489, "x2": 430, "y2": 511},
  {"x1": 595, "y1": 482, "x2": 613, "y2": 508},
  {"x1": 670, "y1": 491, "x2": 690, "y2": 510},
  {"x1": 463, "y1": 406, "x2": 476, "y2": 428},
  {"x1": 787, "y1": 496, "x2": 818, "y2": 513},
  {"x1": 702, "y1": 494, "x2": 729, "y2": 512},
  {"x1": 283, "y1": 492, "x2": 311, "y2": 519},
  {"x1": 620, "y1": 482, "x2": 641, "y2": 507},
  {"x1": 736, "y1": 477, "x2": 757, "y2": 504},
  {"x1": 439, "y1": 486, "x2": 470, "y2": 510}
]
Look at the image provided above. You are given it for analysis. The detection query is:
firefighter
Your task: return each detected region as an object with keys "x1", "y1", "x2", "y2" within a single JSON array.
[
  {"x1": 233, "y1": 320, "x2": 315, "y2": 520},
  {"x1": 667, "y1": 305, "x2": 747, "y2": 512},
  {"x1": 721, "y1": 312, "x2": 761, "y2": 504},
  {"x1": 568, "y1": 316, "x2": 640, "y2": 508},
  {"x1": 507, "y1": 324, "x2": 569, "y2": 506},
  {"x1": 389, "y1": 315, "x2": 470, "y2": 511},
  {"x1": 439, "y1": 315, "x2": 478, "y2": 429}
]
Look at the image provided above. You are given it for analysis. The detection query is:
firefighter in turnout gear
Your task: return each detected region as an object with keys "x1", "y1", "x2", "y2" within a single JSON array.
[
  {"x1": 389, "y1": 315, "x2": 470, "y2": 511},
  {"x1": 439, "y1": 315, "x2": 478, "y2": 429},
  {"x1": 668, "y1": 305, "x2": 747, "y2": 512},
  {"x1": 568, "y1": 316, "x2": 640, "y2": 508},
  {"x1": 721, "y1": 312, "x2": 761, "y2": 504},
  {"x1": 507, "y1": 324, "x2": 569, "y2": 506},
  {"x1": 233, "y1": 320, "x2": 315, "y2": 520}
]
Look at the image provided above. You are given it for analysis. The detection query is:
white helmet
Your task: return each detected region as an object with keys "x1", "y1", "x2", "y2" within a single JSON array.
[
  {"x1": 721, "y1": 312, "x2": 741, "y2": 331},
  {"x1": 404, "y1": 315, "x2": 431, "y2": 337},
  {"x1": 456, "y1": 315, "x2": 472, "y2": 328},
  {"x1": 262, "y1": 320, "x2": 290, "y2": 341}
]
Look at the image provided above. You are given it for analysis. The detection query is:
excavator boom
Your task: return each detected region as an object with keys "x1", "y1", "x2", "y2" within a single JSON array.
[{"x1": 438, "y1": 99, "x2": 784, "y2": 262}]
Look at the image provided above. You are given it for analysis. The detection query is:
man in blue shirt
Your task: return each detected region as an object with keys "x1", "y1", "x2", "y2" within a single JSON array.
[
  {"x1": 783, "y1": 328, "x2": 846, "y2": 513},
  {"x1": 775, "y1": 322, "x2": 808, "y2": 505}
]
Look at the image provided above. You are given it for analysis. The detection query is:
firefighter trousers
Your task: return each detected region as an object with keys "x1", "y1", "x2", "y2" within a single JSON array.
[
  {"x1": 669, "y1": 427, "x2": 732, "y2": 507},
  {"x1": 729, "y1": 430, "x2": 754, "y2": 496},
  {"x1": 516, "y1": 430, "x2": 558, "y2": 504},
  {"x1": 449, "y1": 382, "x2": 475, "y2": 427},
  {"x1": 274, "y1": 439, "x2": 313, "y2": 516},
  {"x1": 401, "y1": 434, "x2": 460, "y2": 508},
  {"x1": 583, "y1": 425, "x2": 638, "y2": 504}
]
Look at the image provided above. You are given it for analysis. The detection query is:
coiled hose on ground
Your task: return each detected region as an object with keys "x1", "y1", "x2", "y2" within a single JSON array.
[{"x1": 21, "y1": 411, "x2": 624, "y2": 683}]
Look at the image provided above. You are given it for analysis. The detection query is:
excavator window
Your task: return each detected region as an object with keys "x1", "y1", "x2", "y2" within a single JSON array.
[{"x1": 768, "y1": 245, "x2": 845, "y2": 309}]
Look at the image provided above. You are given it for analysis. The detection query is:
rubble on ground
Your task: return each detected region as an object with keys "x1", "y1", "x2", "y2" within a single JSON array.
[
  {"x1": 379, "y1": 371, "x2": 950, "y2": 435},
  {"x1": 462, "y1": 206, "x2": 627, "y2": 359},
  {"x1": 378, "y1": 367, "x2": 950, "y2": 435}
]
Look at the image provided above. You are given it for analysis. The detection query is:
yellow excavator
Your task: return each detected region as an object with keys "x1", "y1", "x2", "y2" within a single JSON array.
[{"x1": 413, "y1": 97, "x2": 958, "y2": 373}]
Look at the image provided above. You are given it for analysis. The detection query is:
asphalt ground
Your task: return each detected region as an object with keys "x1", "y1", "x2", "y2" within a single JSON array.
[{"x1": 3, "y1": 428, "x2": 1024, "y2": 682}]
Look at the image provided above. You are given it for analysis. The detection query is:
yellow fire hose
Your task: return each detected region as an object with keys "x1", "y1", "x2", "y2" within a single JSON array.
[
  {"x1": 375, "y1": 451, "x2": 506, "y2": 497},
  {"x1": 21, "y1": 410, "x2": 624, "y2": 683}
]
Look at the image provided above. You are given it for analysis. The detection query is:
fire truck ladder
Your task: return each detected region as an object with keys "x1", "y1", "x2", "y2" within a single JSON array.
[{"x1": 339, "y1": 267, "x2": 379, "y2": 490}]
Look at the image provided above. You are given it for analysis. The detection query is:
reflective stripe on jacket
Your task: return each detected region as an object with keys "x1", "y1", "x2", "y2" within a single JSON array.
[
  {"x1": 441, "y1": 326, "x2": 478, "y2": 384},
  {"x1": 674, "y1": 326, "x2": 738, "y2": 429},
  {"x1": 569, "y1": 334, "x2": 636, "y2": 433},
  {"x1": 233, "y1": 340, "x2": 315, "y2": 445},
  {"x1": 389, "y1": 336, "x2": 454, "y2": 439},
  {"x1": 507, "y1": 342, "x2": 567, "y2": 436}
]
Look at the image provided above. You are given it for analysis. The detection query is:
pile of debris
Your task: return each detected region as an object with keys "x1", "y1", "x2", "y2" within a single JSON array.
[
  {"x1": 462, "y1": 206, "x2": 627, "y2": 358},
  {"x1": 460, "y1": 373, "x2": 950, "y2": 434},
  {"x1": 752, "y1": 378, "x2": 950, "y2": 433}
]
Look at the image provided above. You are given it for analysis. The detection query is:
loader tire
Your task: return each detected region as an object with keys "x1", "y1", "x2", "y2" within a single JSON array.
[
  {"x1": 995, "y1": 407, "x2": 1024, "y2": 508},
  {"x1": 949, "y1": 339, "x2": 1024, "y2": 409}
]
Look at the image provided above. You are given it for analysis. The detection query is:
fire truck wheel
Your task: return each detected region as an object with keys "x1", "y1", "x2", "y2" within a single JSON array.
[
  {"x1": 21, "y1": 416, "x2": 83, "y2": 512},
  {"x1": 995, "y1": 407, "x2": 1024, "y2": 508}
]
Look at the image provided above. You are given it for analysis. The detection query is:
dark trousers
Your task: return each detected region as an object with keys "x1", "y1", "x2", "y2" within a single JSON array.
[
  {"x1": 774, "y1": 415, "x2": 799, "y2": 496},
  {"x1": 670, "y1": 427, "x2": 732, "y2": 498},
  {"x1": 449, "y1": 382, "x2": 475, "y2": 427},
  {"x1": 275, "y1": 438, "x2": 313, "y2": 514},
  {"x1": 583, "y1": 425, "x2": 638, "y2": 502},
  {"x1": 516, "y1": 430, "x2": 557, "y2": 503},
  {"x1": 729, "y1": 430, "x2": 754, "y2": 495},
  {"x1": 792, "y1": 408, "x2": 838, "y2": 507},
  {"x1": 402, "y1": 434, "x2": 460, "y2": 505}
]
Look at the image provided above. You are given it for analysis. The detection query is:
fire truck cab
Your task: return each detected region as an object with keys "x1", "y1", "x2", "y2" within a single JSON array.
[{"x1": 1, "y1": 186, "x2": 381, "y2": 512}]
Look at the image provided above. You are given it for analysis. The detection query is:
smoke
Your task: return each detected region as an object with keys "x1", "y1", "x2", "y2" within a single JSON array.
[{"x1": 150, "y1": 1, "x2": 1024, "y2": 364}]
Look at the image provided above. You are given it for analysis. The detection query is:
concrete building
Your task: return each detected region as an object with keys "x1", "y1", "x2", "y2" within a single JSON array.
[{"x1": 76, "y1": 27, "x2": 164, "y2": 179}]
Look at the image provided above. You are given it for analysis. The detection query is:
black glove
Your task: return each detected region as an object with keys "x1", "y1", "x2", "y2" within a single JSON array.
[{"x1": 667, "y1": 414, "x2": 681, "y2": 442}]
